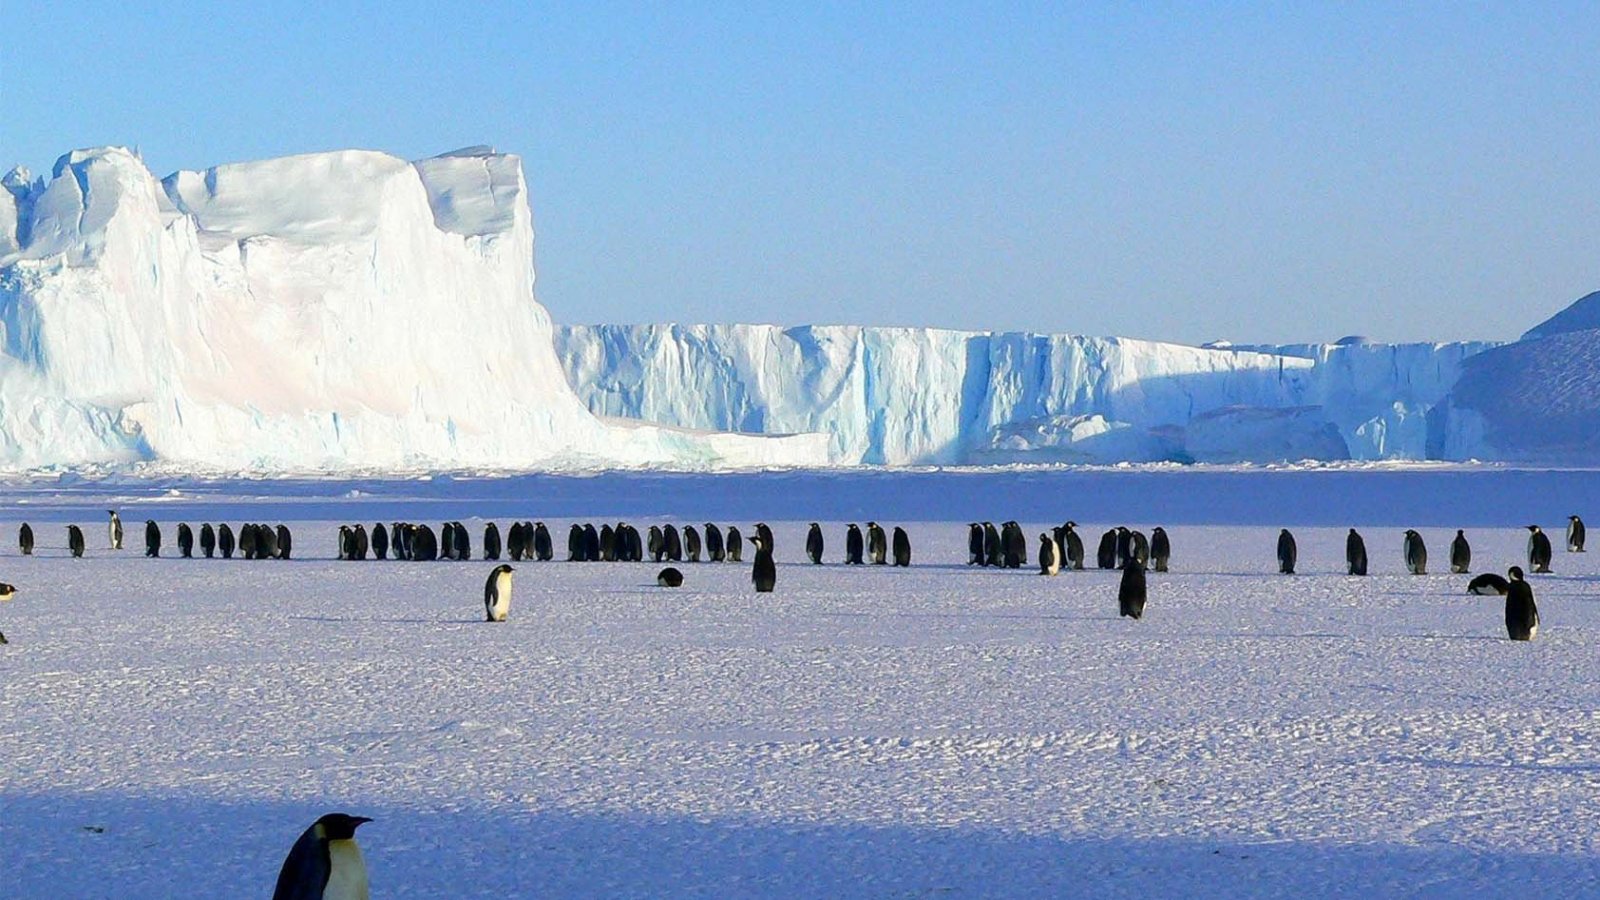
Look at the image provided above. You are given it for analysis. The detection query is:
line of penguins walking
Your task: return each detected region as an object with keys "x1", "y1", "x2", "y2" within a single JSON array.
[{"x1": 12, "y1": 512, "x2": 293, "y2": 560}]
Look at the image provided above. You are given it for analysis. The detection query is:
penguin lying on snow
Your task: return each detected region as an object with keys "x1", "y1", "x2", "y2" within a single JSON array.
[
  {"x1": 657, "y1": 567, "x2": 684, "y2": 587},
  {"x1": 1466, "y1": 572, "x2": 1510, "y2": 596},
  {"x1": 273, "y1": 812, "x2": 372, "y2": 900}
]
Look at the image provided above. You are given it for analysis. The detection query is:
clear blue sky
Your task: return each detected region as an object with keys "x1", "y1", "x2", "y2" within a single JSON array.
[{"x1": 4, "y1": 2, "x2": 1596, "y2": 343}]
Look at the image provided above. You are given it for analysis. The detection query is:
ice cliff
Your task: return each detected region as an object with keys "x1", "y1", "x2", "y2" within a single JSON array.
[
  {"x1": 556, "y1": 324, "x2": 1500, "y2": 465},
  {"x1": 0, "y1": 146, "x2": 826, "y2": 470}
]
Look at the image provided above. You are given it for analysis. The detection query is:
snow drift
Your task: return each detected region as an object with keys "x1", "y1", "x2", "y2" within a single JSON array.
[{"x1": 0, "y1": 147, "x2": 826, "y2": 470}]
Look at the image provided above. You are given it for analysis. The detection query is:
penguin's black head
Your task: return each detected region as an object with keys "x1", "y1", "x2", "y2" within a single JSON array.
[
  {"x1": 314, "y1": 813, "x2": 372, "y2": 841},
  {"x1": 495, "y1": 564, "x2": 514, "y2": 574},
  {"x1": 1065, "y1": 521, "x2": 1076, "y2": 528},
  {"x1": 1508, "y1": 566, "x2": 1525, "y2": 580}
]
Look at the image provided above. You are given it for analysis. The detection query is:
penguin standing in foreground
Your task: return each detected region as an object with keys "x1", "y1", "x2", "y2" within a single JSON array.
[
  {"x1": 1039, "y1": 533, "x2": 1060, "y2": 575},
  {"x1": 1504, "y1": 567, "x2": 1538, "y2": 641},
  {"x1": 67, "y1": 525, "x2": 85, "y2": 558},
  {"x1": 484, "y1": 564, "x2": 514, "y2": 622},
  {"x1": 1346, "y1": 528, "x2": 1367, "y2": 576},
  {"x1": 1569, "y1": 515, "x2": 1586, "y2": 552},
  {"x1": 1149, "y1": 527, "x2": 1171, "y2": 572},
  {"x1": 144, "y1": 520, "x2": 161, "y2": 558},
  {"x1": 892, "y1": 526, "x2": 911, "y2": 567},
  {"x1": 1118, "y1": 559, "x2": 1147, "y2": 620},
  {"x1": 845, "y1": 524, "x2": 865, "y2": 565},
  {"x1": 751, "y1": 534, "x2": 776, "y2": 593},
  {"x1": 272, "y1": 812, "x2": 373, "y2": 900},
  {"x1": 1403, "y1": 529, "x2": 1427, "y2": 575},
  {"x1": 1276, "y1": 529, "x2": 1297, "y2": 574},
  {"x1": 1527, "y1": 525, "x2": 1553, "y2": 573},
  {"x1": 1449, "y1": 530, "x2": 1471, "y2": 574},
  {"x1": 107, "y1": 510, "x2": 123, "y2": 550},
  {"x1": 1467, "y1": 572, "x2": 1510, "y2": 595},
  {"x1": 19, "y1": 523, "x2": 33, "y2": 556},
  {"x1": 806, "y1": 523, "x2": 825, "y2": 564},
  {"x1": 199, "y1": 523, "x2": 216, "y2": 558},
  {"x1": 177, "y1": 523, "x2": 194, "y2": 558}
]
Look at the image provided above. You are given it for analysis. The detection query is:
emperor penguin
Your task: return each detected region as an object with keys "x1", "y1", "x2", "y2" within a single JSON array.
[
  {"x1": 1039, "y1": 533, "x2": 1061, "y2": 575},
  {"x1": 1062, "y1": 522, "x2": 1085, "y2": 570},
  {"x1": 580, "y1": 524, "x2": 599, "y2": 562},
  {"x1": 663, "y1": 524, "x2": 683, "y2": 562},
  {"x1": 725, "y1": 526, "x2": 744, "y2": 563},
  {"x1": 1128, "y1": 530, "x2": 1150, "y2": 568},
  {"x1": 657, "y1": 566, "x2": 684, "y2": 587},
  {"x1": 18, "y1": 523, "x2": 33, "y2": 555},
  {"x1": 1149, "y1": 527, "x2": 1171, "y2": 573},
  {"x1": 1527, "y1": 525, "x2": 1553, "y2": 573},
  {"x1": 892, "y1": 526, "x2": 911, "y2": 567},
  {"x1": 599, "y1": 524, "x2": 617, "y2": 562},
  {"x1": 1118, "y1": 559, "x2": 1147, "y2": 620},
  {"x1": 845, "y1": 524, "x2": 865, "y2": 565},
  {"x1": 484, "y1": 564, "x2": 514, "y2": 622},
  {"x1": 755, "y1": 523, "x2": 775, "y2": 556},
  {"x1": 967, "y1": 523, "x2": 984, "y2": 565},
  {"x1": 144, "y1": 520, "x2": 161, "y2": 558},
  {"x1": 1569, "y1": 515, "x2": 1586, "y2": 552},
  {"x1": 453, "y1": 522, "x2": 471, "y2": 561},
  {"x1": 177, "y1": 523, "x2": 194, "y2": 558},
  {"x1": 1276, "y1": 529, "x2": 1297, "y2": 574},
  {"x1": 647, "y1": 525, "x2": 664, "y2": 562},
  {"x1": 67, "y1": 525, "x2": 85, "y2": 558},
  {"x1": 240, "y1": 523, "x2": 258, "y2": 560},
  {"x1": 1504, "y1": 567, "x2": 1538, "y2": 641},
  {"x1": 1114, "y1": 527, "x2": 1133, "y2": 567},
  {"x1": 272, "y1": 812, "x2": 372, "y2": 900},
  {"x1": 567, "y1": 524, "x2": 585, "y2": 562},
  {"x1": 506, "y1": 522, "x2": 526, "y2": 562},
  {"x1": 1449, "y1": 530, "x2": 1471, "y2": 574},
  {"x1": 0, "y1": 582, "x2": 13, "y2": 642},
  {"x1": 337, "y1": 526, "x2": 353, "y2": 561},
  {"x1": 199, "y1": 523, "x2": 216, "y2": 558},
  {"x1": 1403, "y1": 529, "x2": 1427, "y2": 575},
  {"x1": 751, "y1": 534, "x2": 777, "y2": 593},
  {"x1": 866, "y1": 522, "x2": 888, "y2": 565},
  {"x1": 1003, "y1": 522, "x2": 1027, "y2": 569},
  {"x1": 218, "y1": 523, "x2": 236, "y2": 559},
  {"x1": 1467, "y1": 572, "x2": 1511, "y2": 596},
  {"x1": 684, "y1": 525, "x2": 702, "y2": 563},
  {"x1": 532, "y1": 522, "x2": 553, "y2": 561},
  {"x1": 107, "y1": 510, "x2": 123, "y2": 550},
  {"x1": 277, "y1": 525, "x2": 293, "y2": 560},
  {"x1": 1346, "y1": 528, "x2": 1368, "y2": 576},
  {"x1": 483, "y1": 522, "x2": 502, "y2": 561},
  {"x1": 261, "y1": 524, "x2": 281, "y2": 560},
  {"x1": 412, "y1": 525, "x2": 438, "y2": 562},
  {"x1": 983, "y1": 522, "x2": 1002, "y2": 567},
  {"x1": 806, "y1": 523, "x2": 824, "y2": 564},
  {"x1": 1096, "y1": 529, "x2": 1118, "y2": 569},
  {"x1": 372, "y1": 523, "x2": 389, "y2": 561},
  {"x1": 705, "y1": 523, "x2": 725, "y2": 562}
]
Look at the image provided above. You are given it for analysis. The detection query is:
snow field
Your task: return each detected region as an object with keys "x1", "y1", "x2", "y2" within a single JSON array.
[{"x1": 3, "y1": 504, "x2": 1599, "y2": 897}]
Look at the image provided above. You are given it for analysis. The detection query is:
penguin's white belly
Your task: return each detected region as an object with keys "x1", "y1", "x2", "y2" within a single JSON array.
[
  {"x1": 488, "y1": 572, "x2": 513, "y2": 621},
  {"x1": 323, "y1": 839, "x2": 370, "y2": 900}
]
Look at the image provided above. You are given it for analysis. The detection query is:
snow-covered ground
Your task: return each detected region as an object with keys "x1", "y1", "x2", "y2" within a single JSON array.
[{"x1": 3, "y1": 468, "x2": 1599, "y2": 897}]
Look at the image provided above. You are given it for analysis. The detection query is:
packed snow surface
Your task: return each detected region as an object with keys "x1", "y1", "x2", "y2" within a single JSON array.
[{"x1": 4, "y1": 468, "x2": 1600, "y2": 897}]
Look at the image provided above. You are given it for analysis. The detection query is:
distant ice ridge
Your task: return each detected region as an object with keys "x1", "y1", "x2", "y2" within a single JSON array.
[
  {"x1": 0, "y1": 146, "x2": 827, "y2": 471},
  {"x1": 557, "y1": 324, "x2": 1499, "y2": 465}
]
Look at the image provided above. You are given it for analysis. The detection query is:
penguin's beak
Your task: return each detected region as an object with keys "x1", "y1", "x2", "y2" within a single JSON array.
[{"x1": 353, "y1": 816, "x2": 373, "y2": 827}]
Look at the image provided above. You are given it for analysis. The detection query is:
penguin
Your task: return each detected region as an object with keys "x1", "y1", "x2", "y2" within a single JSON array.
[
  {"x1": 983, "y1": 522, "x2": 1002, "y2": 567},
  {"x1": 218, "y1": 523, "x2": 236, "y2": 559},
  {"x1": 1277, "y1": 529, "x2": 1296, "y2": 574},
  {"x1": 599, "y1": 524, "x2": 617, "y2": 562},
  {"x1": 1467, "y1": 572, "x2": 1511, "y2": 596},
  {"x1": 350, "y1": 525, "x2": 368, "y2": 561},
  {"x1": 1062, "y1": 522, "x2": 1085, "y2": 570},
  {"x1": 647, "y1": 525, "x2": 664, "y2": 562},
  {"x1": 1569, "y1": 515, "x2": 1587, "y2": 553},
  {"x1": 107, "y1": 510, "x2": 123, "y2": 550},
  {"x1": 391, "y1": 523, "x2": 410, "y2": 560},
  {"x1": 1127, "y1": 530, "x2": 1150, "y2": 568},
  {"x1": 438, "y1": 523, "x2": 457, "y2": 560},
  {"x1": 261, "y1": 524, "x2": 281, "y2": 560},
  {"x1": 657, "y1": 567, "x2": 684, "y2": 588},
  {"x1": 372, "y1": 523, "x2": 389, "y2": 561},
  {"x1": 1002, "y1": 522, "x2": 1027, "y2": 569},
  {"x1": 1039, "y1": 533, "x2": 1060, "y2": 575},
  {"x1": 1149, "y1": 527, "x2": 1170, "y2": 573},
  {"x1": 199, "y1": 523, "x2": 216, "y2": 558},
  {"x1": 67, "y1": 525, "x2": 85, "y2": 558},
  {"x1": 412, "y1": 524, "x2": 438, "y2": 561},
  {"x1": 483, "y1": 522, "x2": 502, "y2": 561},
  {"x1": 580, "y1": 524, "x2": 599, "y2": 563},
  {"x1": 506, "y1": 522, "x2": 525, "y2": 562},
  {"x1": 0, "y1": 583, "x2": 11, "y2": 644},
  {"x1": 272, "y1": 812, "x2": 372, "y2": 900},
  {"x1": 620, "y1": 524, "x2": 642, "y2": 562},
  {"x1": 892, "y1": 526, "x2": 911, "y2": 567},
  {"x1": 484, "y1": 564, "x2": 514, "y2": 622},
  {"x1": 1114, "y1": 527, "x2": 1133, "y2": 568},
  {"x1": 18, "y1": 522, "x2": 33, "y2": 556},
  {"x1": 705, "y1": 523, "x2": 725, "y2": 562},
  {"x1": 968, "y1": 523, "x2": 984, "y2": 565},
  {"x1": 866, "y1": 522, "x2": 887, "y2": 565},
  {"x1": 684, "y1": 525, "x2": 702, "y2": 563},
  {"x1": 240, "y1": 523, "x2": 259, "y2": 560},
  {"x1": 455, "y1": 523, "x2": 471, "y2": 561},
  {"x1": 1096, "y1": 529, "x2": 1117, "y2": 569},
  {"x1": 177, "y1": 523, "x2": 194, "y2": 558},
  {"x1": 1449, "y1": 530, "x2": 1471, "y2": 574},
  {"x1": 144, "y1": 520, "x2": 161, "y2": 558},
  {"x1": 1527, "y1": 525, "x2": 1553, "y2": 573},
  {"x1": 277, "y1": 525, "x2": 293, "y2": 560},
  {"x1": 845, "y1": 524, "x2": 865, "y2": 565},
  {"x1": 533, "y1": 522, "x2": 553, "y2": 562},
  {"x1": 1346, "y1": 528, "x2": 1368, "y2": 576},
  {"x1": 1403, "y1": 529, "x2": 1428, "y2": 575},
  {"x1": 725, "y1": 526, "x2": 744, "y2": 563},
  {"x1": 751, "y1": 534, "x2": 777, "y2": 593},
  {"x1": 567, "y1": 524, "x2": 584, "y2": 562},
  {"x1": 1118, "y1": 559, "x2": 1147, "y2": 620},
  {"x1": 1504, "y1": 567, "x2": 1538, "y2": 641},
  {"x1": 663, "y1": 524, "x2": 683, "y2": 562},
  {"x1": 337, "y1": 526, "x2": 353, "y2": 561},
  {"x1": 806, "y1": 523, "x2": 825, "y2": 564}
]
